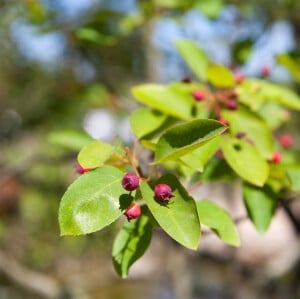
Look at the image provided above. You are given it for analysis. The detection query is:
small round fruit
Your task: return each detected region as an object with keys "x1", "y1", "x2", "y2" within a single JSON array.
[
  {"x1": 154, "y1": 183, "x2": 173, "y2": 202},
  {"x1": 192, "y1": 90, "x2": 205, "y2": 102},
  {"x1": 234, "y1": 72, "x2": 245, "y2": 84},
  {"x1": 278, "y1": 135, "x2": 293, "y2": 148},
  {"x1": 121, "y1": 173, "x2": 140, "y2": 191},
  {"x1": 75, "y1": 163, "x2": 90, "y2": 174},
  {"x1": 226, "y1": 100, "x2": 238, "y2": 110},
  {"x1": 261, "y1": 65, "x2": 271, "y2": 77},
  {"x1": 124, "y1": 202, "x2": 141, "y2": 221},
  {"x1": 218, "y1": 117, "x2": 228, "y2": 126},
  {"x1": 271, "y1": 151, "x2": 282, "y2": 164}
]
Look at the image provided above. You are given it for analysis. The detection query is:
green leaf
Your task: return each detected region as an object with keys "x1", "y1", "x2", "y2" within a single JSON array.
[
  {"x1": 221, "y1": 137, "x2": 269, "y2": 186},
  {"x1": 155, "y1": 119, "x2": 226, "y2": 163},
  {"x1": 175, "y1": 40, "x2": 209, "y2": 81},
  {"x1": 47, "y1": 129, "x2": 94, "y2": 151},
  {"x1": 243, "y1": 184, "x2": 278, "y2": 233},
  {"x1": 179, "y1": 135, "x2": 221, "y2": 172},
  {"x1": 132, "y1": 84, "x2": 193, "y2": 119},
  {"x1": 59, "y1": 166, "x2": 124, "y2": 235},
  {"x1": 77, "y1": 140, "x2": 114, "y2": 169},
  {"x1": 196, "y1": 200, "x2": 240, "y2": 246},
  {"x1": 286, "y1": 165, "x2": 300, "y2": 192},
  {"x1": 222, "y1": 109, "x2": 274, "y2": 158},
  {"x1": 130, "y1": 108, "x2": 168, "y2": 139},
  {"x1": 112, "y1": 212, "x2": 152, "y2": 278},
  {"x1": 206, "y1": 63, "x2": 235, "y2": 88},
  {"x1": 195, "y1": 0, "x2": 224, "y2": 18},
  {"x1": 277, "y1": 52, "x2": 300, "y2": 83},
  {"x1": 140, "y1": 175, "x2": 201, "y2": 249}
]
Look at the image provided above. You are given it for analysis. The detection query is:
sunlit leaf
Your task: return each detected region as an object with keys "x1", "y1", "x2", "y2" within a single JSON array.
[{"x1": 206, "y1": 63, "x2": 235, "y2": 88}]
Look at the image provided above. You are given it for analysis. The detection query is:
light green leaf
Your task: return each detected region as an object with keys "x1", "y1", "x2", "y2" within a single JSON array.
[
  {"x1": 222, "y1": 109, "x2": 274, "y2": 158},
  {"x1": 47, "y1": 129, "x2": 93, "y2": 151},
  {"x1": 140, "y1": 175, "x2": 201, "y2": 249},
  {"x1": 243, "y1": 184, "x2": 278, "y2": 233},
  {"x1": 277, "y1": 53, "x2": 300, "y2": 83},
  {"x1": 59, "y1": 166, "x2": 124, "y2": 235},
  {"x1": 195, "y1": 0, "x2": 224, "y2": 18},
  {"x1": 286, "y1": 165, "x2": 300, "y2": 192},
  {"x1": 77, "y1": 140, "x2": 114, "y2": 169},
  {"x1": 130, "y1": 108, "x2": 168, "y2": 139},
  {"x1": 155, "y1": 119, "x2": 226, "y2": 163},
  {"x1": 132, "y1": 84, "x2": 193, "y2": 119},
  {"x1": 179, "y1": 136, "x2": 221, "y2": 172},
  {"x1": 221, "y1": 137, "x2": 269, "y2": 186},
  {"x1": 112, "y1": 212, "x2": 152, "y2": 278},
  {"x1": 196, "y1": 200, "x2": 240, "y2": 246},
  {"x1": 175, "y1": 40, "x2": 209, "y2": 81},
  {"x1": 206, "y1": 63, "x2": 235, "y2": 88}
]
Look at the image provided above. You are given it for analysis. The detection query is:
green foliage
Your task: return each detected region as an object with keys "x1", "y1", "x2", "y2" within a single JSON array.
[{"x1": 58, "y1": 39, "x2": 300, "y2": 278}]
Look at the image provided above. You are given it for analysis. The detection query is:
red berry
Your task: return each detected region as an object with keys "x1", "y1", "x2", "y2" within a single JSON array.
[
  {"x1": 261, "y1": 65, "x2": 271, "y2": 77},
  {"x1": 271, "y1": 151, "x2": 282, "y2": 164},
  {"x1": 75, "y1": 163, "x2": 90, "y2": 174},
  {"x1": 121, "y1": 173, "x2": 140, "y2": 191},
  {"x1": 192, "y1": 90, "x2": 205, "y2": 102},
  {"x1": 278, "y1": 135, "x2": 293, "y2": 148},
  {"x1": 218, "y1": 117, "x2": 228, "y2": 126},
  {"x1": 234, "y1": 72, "x2": 245, "y2": 84},
  {"x1": 226, "y1": 100, "x2": 238, "y2": 110},
  {"x1": 154, "y1": 183, "x2": 173, "y2": 202},
  {"x1": 124, "y1": 202, "x2": 141, "y2": 221}
]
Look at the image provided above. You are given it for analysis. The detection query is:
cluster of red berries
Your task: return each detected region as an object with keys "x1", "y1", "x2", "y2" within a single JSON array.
[{"x1": 121, "y1": 173, "x2": 174, "y2": 221}]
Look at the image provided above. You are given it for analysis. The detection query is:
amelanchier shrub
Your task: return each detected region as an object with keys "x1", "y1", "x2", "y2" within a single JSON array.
[{"x1": 58, "y1": 40, "x2": 300, "y2": 278}]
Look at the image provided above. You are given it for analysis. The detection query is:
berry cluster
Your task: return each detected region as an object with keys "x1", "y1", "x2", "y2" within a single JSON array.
[{"x1": 121, "y1": 173, "x2": 174, "y2": 221}]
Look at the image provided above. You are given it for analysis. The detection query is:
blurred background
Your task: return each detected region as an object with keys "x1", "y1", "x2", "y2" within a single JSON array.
[{"x1": 0, "y1": 0, "x2": 300, "y2": 298}]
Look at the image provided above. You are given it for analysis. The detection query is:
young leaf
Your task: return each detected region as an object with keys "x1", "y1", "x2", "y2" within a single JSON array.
[
  {"x1": 77, "y1": 140, "x2": 114, "y2": 169},
  {"x1": 59, "y1": 166, "x2": 124, "y2": 235},
  {"x1": 179, "y1": 136, "x2": 221, "y2": 172},
  {"x1": 206, "y1": 63, "x2": 235, "y2": 88},
  {"x1": 130, "y1": 108, "x2": 167, "y2": 139},
  {"x1": 221, "y1": 137, "x2": 269, "y2": 187},
  {"x1": 175, "y1": 40, "x2": 209, "y2": 81},
  {"x1": 140, "y1": 175, "x2": 201, "y2": 249},
  {"x1": 243, "y1": 184, "x2": 278, "y2": 233},
  {"x1": 222, "y1": 109, "x2": 274, "y2": 158},
  {"x1": 196, "y1": 200, "x2": 240, "y2": 246},
  {"x1": 154, "y1": 119, "x2": 226, "y2": 163},
  {"x1": 132, "y1": 84, "x2": 193, "y2": 120},
  {"x1": 112, "y1": 212, "x2": 152, "y2": 278}
]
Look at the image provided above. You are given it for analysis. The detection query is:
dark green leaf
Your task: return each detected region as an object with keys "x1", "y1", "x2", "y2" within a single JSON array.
[
  {"x1": 243, "y1": 184, "x2": 278, "y2": 233},
  {"x1": 221, "y1": 137, "x2": 269, "y2": 186},
  {"x1": 59, "y1": 166, "x2": 124, "y2": 235},
  {"x1": 140, "y1": 175, "x2": 201, "y2": 249},
  {"x1": 206, "y1": 63, "x2": 235, "y2": 88},
  {"x1": 155, "y1": 119, "x2": 226, "y2": 163},
  {"x1": 222, "y1": 109, "x2": 274, "y2": 158},
  {"x1": 175, "y1": 40, "x2": 209, "y2": 81},
  {"x1": 77, "y1": 140, "x2": 114, "y2": 169},
  {"x1": 112, "y1": 212, "x2": 152, "y2": 278},
  {"x1": 196, "y1": 200, "x2": 240, "y2": 246}
]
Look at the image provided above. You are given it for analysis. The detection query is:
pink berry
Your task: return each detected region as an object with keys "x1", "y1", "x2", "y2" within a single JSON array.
[
  {"x1": 261, "y1": 65, "x2": 271, "y2": 77},
  {"x1": 192, "y1": 90, "x2": 205, "y2": 102},
  {"x1": 226, "y1": 100, "x2": 238, "y2": 110},
  {"x1": 124, "y1": 202, "x2": 141, "y2": 221},
  {"x1": 271, "y1": 151, "x2": 282, "y2": 164},
  {"x1": 154, "y1": 183, "x2": 173, "y2": 202},
  {"x1": 234, "y1": 72, "x2": 245, "y2": 84},
  {"x1": 278, "y1": 135, "x2": 293, "y2": 148},
  {"x1": 75, "y1": 163, "x2": 90, "y2": 174},
  {"x1": 121, "y1": 173, "x2": 140, "y2": 191}
]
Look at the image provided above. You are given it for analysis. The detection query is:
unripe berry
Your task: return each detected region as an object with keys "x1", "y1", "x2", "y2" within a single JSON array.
[
  {"x1": 154, "y1": 183, "x2": 173, "y2": 202},
  {"x1": 75, "y1": 163, "x2": 90, "y2": 174},
  {"x1": 192, "y1": 90, "x2": 205, "y2": 102},
  {"x1": 121, "y1": 173, "x2": 140, "y2": 191},
  {"x1": 278, "y1": 135, "x2": 293, "y2": 148},
  {"x1": 124, "y1": 202, "x2": 141, "y2": 221},
  {"x1": 226, "y1": 100, "x2": 238, "y2": 110},
  {"x1": 271, "y1": 151, "x2": 282, "y2": 164}
]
